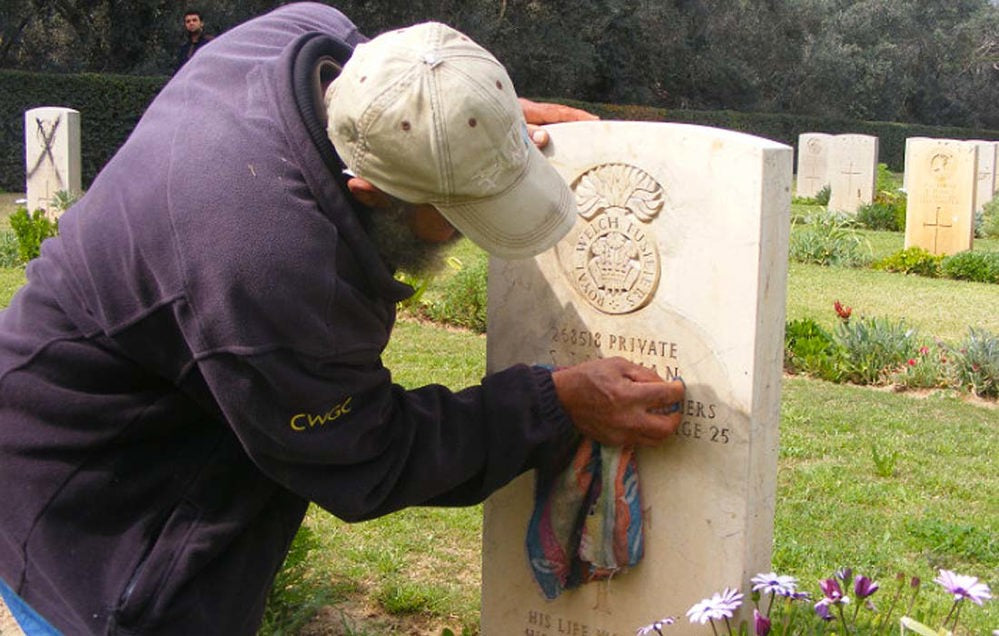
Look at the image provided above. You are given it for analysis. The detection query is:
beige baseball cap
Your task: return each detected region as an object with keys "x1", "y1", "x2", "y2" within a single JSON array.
[{"x1": 325, "y1": 22, "x2": 576, "y2": 259}]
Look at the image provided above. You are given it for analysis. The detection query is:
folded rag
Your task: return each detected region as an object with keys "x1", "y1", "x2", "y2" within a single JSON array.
[{"x1": 526, "y1": 439, "x2": 643, "y2": 600}]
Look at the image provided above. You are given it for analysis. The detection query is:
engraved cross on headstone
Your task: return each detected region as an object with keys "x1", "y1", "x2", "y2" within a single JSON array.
[
  {"x1": 841, "y1": 161, "x2": 863, "y2": 202},
  {"x1": 923, "y1": 206, "x2": 953, "y2": 253},
  {"x1": 802, "y1": 169, "x2": 822, "y2": 193}
]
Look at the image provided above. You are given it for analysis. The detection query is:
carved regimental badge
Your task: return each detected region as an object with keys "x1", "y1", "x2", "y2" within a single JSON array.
[{"x1": 558, "y1": 163, "x2": 664, "y2": 314}]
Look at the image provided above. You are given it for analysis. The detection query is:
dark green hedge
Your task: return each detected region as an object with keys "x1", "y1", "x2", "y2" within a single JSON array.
[
  {"x1": 3, "y1": 69, "x2": 998, "y2": 193},
  {"x1": 0, "y1": 70, "x2": 167, "y2": 192},
  {"x1": 553, "y1": 99, "x2": 999, "y2": 172}
]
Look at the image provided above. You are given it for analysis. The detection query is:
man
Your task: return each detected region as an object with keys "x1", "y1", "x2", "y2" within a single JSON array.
[
  {"x1": 175, "y1": 9, "x2": 214, "y2": 71},
  {"x1": 0, "y1": 4, "x2": 684, "y2": 634}
]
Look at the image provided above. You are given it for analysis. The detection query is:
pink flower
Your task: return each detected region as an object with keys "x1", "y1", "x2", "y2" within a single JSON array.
[
  {"x1": 908, "y1": 358, "x2": 917, "y2": 366},
  {"x1": 754, "y1": 609, "x2": 771, "y2": 636},
  {"x1": 854, "y1": 575, "x2": 879, "y2": 599}
]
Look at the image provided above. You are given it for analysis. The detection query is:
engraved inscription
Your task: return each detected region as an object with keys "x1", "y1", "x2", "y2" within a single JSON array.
[
  {"x1": 524, "y1": 609, "x2": 624, "y2": 636},
  {"x1": 549, "y1": 323, "x2": 729, "y2": 445},
  {"x1": 562, "y1": 164, "x2": 663, "y2": 315}
]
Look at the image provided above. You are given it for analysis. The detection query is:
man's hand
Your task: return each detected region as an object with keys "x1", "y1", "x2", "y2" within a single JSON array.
[
  {"x1": 551, "y1": 357, "x2": 684, "y2": 447},
  {"x1": 520, "y1": 98, "x2": 598, "y2": 149}
]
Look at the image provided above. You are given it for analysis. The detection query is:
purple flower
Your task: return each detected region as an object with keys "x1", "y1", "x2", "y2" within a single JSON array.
[
  {"x1": 751, "y1": 572, "x2": 798, "y2": 597},
  {"x1": 814, "y1": 598, "x2": 834, "y2": 621},
  {"x1": 686, "y1": 588, "x2": 744, "y2": 624},
  {"x1": 836, "y1": 567, "x2": 853, "y2": 583},
  {"x1": 753, "y1": 609, "x2": 771, "y2": 636},
  {"x1": 933, "y1": 569, "x2": 993, "y2": 606},
  {"x1": 635, "y1": 616, "x2": 676, "y2": 635},
  {"x1": 819, "y1": 577, "x2": 848, "y2": 604},
  {"x1": 853, "y1": 575, "x2": 880, "y2": 599}
]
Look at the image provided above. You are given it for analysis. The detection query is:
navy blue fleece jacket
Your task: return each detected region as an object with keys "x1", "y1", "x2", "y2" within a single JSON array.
[{"x1": 0, "y1": 4, "x2": 573, "y2": 634}]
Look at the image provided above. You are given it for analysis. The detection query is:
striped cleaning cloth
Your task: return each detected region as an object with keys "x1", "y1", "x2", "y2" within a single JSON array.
[{"x1": 526, "y1": 439, "x2": 644, "y2": 600}]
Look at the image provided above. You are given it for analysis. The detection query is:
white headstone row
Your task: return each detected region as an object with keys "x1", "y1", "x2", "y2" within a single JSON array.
[
  {"x1": 795, "y1": 133, "x2": 878, "y2": 214},
  {"x1": 483, "y1": 121, "x2": 791, "y2": 635},
  {"x1": 797, "y1": 132, "x2": 998, "y2": 255},
  {"x1": 24, "y1": 106, "x2": 82, "y2": 217}
]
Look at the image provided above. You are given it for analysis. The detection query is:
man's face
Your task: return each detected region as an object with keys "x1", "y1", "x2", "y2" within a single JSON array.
[
  {"x1": 367, "y1": 201, "x2": 458, "y2": 277},
  {"x1": 184, "y1": 14, "x2": 203, "y2": 34}
]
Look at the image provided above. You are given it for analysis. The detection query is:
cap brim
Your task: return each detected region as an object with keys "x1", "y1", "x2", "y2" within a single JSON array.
[{"x1": 435, "y1": 144, "x2": 577, "y2": 259}]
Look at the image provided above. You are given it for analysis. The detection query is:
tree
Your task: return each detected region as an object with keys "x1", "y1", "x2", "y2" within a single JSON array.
[{"x1": 0, "y1": 0, "x2": 996, "y2": 128}]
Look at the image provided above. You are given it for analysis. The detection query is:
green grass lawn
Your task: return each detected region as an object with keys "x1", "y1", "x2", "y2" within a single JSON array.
[{"x1": 0, "y1": 196, "x2": 995, "y2": 634}]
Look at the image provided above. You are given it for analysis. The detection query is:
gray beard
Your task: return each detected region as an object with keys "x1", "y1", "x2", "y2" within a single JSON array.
[{"x1": 365, "y1": 201, "x2": 455, "y2": 279}]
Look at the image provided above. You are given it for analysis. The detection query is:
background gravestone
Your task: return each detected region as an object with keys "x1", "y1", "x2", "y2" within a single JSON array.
[
  {"x1": 971, "y1": 140, "x2": 997, "y2": 212},
  {"x1": 827, "y1": 134, "x2": 878, "y2": 214},
  {"x1": 482, "y1": 121, "x2": 791, "y2": 636},
  {"x1": 904, "y1": 137, "x2": 977, "y2": 255},
  {"x1": 24, "y1": 106, "x2": 81, "y2": 216},
  {"x1": 795, "y1": 132, "x2": 832, "y2": 198}
]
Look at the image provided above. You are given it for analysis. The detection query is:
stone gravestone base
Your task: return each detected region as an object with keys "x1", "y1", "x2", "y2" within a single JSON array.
[{"x1": 482, "y1": 122, "x2": 791, "y2": 635}]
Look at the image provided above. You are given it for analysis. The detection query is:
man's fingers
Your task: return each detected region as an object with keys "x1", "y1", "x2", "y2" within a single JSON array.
[
  {"x1": 527, "y1": 125, "x2": 549, "y2": 148},
  {"x1": 519, "y1": 98, "x2": 599, "y2": 125},
  {"x1": 628, "y1": 377, "x2": 685, "y2": 409}
]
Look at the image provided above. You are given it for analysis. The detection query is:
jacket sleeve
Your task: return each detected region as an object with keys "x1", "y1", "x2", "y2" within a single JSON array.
[{"x1": 193, "y1": 350, "x2": 577, "y2": 521}]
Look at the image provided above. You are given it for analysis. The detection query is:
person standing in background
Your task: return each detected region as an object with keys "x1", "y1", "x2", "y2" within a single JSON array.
[{"x1": 176, "y1": 9, "x2": 214, "y2": 72}]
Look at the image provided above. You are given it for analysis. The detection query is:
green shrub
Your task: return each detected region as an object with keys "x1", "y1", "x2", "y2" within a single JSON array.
[
  {"x1": 0, "y1": 230, "x2": 20, "y2": 267},
  {"x1": 789, "y1": 213, "x2": 870, "y2": 267},
  {"x1": 792, "y1": 184, "x2": 830, "y2": 206},
  {"x1": 835, "y1": 315, "x2": 919, "y2": 385},
  {"x1": 939, "y1": 251, "x2": 999, "y2": 284},
  {"x1": 980, "y1": 197, "x2": 999, "y2": 238},
  {"x1": 814, "y1": 184, "x2": 831, "y2": 206},
  {"x1": 784, "y1": 318, "x2": 842, "y2": 381},
  {"x1": 856, "y1": 201, "x2": 899, "y2": 231},
  {"x1": 948, "y1": 327, "x2": 999, "y2": 398},
  {"x1": 423, "y1": 257, "x2": 488, "y2": 333},
  {"x1": 8, "y1": 207, "x2": 58, "y2": 262},
  {"x1": 260, "y1": 525, "x2": 333, "y2": 635},
  {"x1": 50, "y1": 189, "x2": 81, "y2": 213},
  {"x1": 857, "y1": 164, "x2": 906, "y2": 231},
  {"x1": 872, "y1": 247, "x2": 943, "y2": 277}
]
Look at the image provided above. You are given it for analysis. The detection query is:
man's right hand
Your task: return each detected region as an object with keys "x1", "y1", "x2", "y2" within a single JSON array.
[{"x1": 551, "y1": 357, "x2": 684, "y2": 447}]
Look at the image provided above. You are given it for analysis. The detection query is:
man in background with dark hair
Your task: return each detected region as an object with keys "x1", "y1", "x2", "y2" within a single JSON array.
[{"x1": 176, "y1": 8, "x2": 214, "y2": 72}]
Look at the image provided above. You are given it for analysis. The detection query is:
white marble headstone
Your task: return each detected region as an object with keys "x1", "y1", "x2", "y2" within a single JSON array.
[
  {"x1": 796, "y1": 132, "x2": 832, "y2": 198},
  {"x1": 827, "y1": 134, "x2": 878, "y2": 214},
  {"x1": 482, "y1": 121, "x2": 791, "y2": 635},
  {"x1": 24, "y1": 107, "x2": 82, "y2": 216},
  {"x1": 904, "y1": 137, "x2": 976, "y2": 255}
]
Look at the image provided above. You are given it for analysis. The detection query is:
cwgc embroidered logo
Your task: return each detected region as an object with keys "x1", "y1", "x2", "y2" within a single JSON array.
[{"x1": 561, "y1": 163, "x2": 664, "y2": 314}]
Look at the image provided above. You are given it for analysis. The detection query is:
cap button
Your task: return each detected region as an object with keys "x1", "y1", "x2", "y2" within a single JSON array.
[{"x1": 422, "y1": 51, "x2": 442, "y2": 68}]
